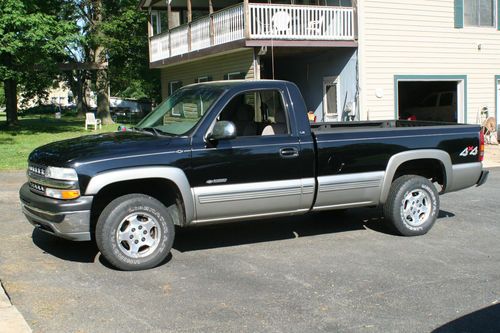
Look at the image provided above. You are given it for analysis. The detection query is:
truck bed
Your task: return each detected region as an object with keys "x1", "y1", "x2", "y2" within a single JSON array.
[{"x1": 311, "y1": 120, "x2": 465, "y2": 134}]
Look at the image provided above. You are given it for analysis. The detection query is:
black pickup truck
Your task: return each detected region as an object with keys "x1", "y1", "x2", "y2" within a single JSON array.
[{"x1": 20, "y1": 80, "x2": 489, "y2": 270}]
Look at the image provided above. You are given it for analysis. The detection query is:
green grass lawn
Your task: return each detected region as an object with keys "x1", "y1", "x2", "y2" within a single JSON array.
[{"x1": 0, "y1": 113, "x2": 119, "y2": 170}]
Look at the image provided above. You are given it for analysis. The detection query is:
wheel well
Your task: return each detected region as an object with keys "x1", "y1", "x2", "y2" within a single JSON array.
[
  {"x1": 393, "y1": 159, "x2": 446, "y2": 187},
  {"x1": 90, "y1": 178, "x2": 185, "y2": 232}
]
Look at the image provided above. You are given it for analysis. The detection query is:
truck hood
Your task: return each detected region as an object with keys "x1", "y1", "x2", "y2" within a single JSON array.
[{"x1": 28, "y1": 131, "x2": 173, "y2": 167}]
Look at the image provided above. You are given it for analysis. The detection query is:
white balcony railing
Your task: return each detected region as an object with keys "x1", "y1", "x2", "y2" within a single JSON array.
[
  {"x1": 213, "y1": 4, "x2": 245, "y2": 46},
  {"x1": 191, "y1": 17, "x2": 211, "y2": 51},
  {"x1": 249, "y1": 4, "x2": 353, "y2": 40},
  {"x1": 150, "y1": 3, "x2": 355, "y2": 63}
]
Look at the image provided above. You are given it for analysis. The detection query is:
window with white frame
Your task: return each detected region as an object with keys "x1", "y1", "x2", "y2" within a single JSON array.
[
  {"x1": 150, "y1": 10, "x2": 169, "y2": 36},
  {"x1": 464, "y1": 0, "x2": 495, "y2": 27},
  {"x1": 224, "y1": 72, "x2": 246, "y2": 80},
  {"x1": 196, "y1": 76, "x2": 212, "y2": 83}
]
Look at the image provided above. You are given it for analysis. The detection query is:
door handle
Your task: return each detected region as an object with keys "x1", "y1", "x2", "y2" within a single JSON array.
[{"x1": 279, "y1": 147, "x2": 299, "y2": 158}]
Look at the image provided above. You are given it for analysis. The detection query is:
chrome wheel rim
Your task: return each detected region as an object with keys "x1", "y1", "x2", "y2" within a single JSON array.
[
  {"x1": 115, "y1": 212, "x2": 161, "y2": 258},
  {"x1": 401, "y1": 189, "x2": 431, "y2": 227}
]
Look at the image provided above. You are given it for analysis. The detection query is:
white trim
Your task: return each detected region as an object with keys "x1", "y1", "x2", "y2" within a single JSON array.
[
  {"x1": 196, "y1": 76, "x2": 211, "y2": 83},
  {"x1": 496, "y1": 77, "x2": 500, "y2": 129}
]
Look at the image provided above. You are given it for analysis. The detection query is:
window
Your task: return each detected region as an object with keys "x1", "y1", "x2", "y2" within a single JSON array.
[
  {"x1": 168, "y1": 81, "x2": 183, "y2": 115},
  {"x1": 169, "y1": 81, "x2": 182, "y2": 96},
  {"x1": 196, "y1": 76, "x2": 212, "y2": 83},
  {"x1": 224, "y1": 72, "x2": 246, "y2": 80},
  {"x1": 323, "y1": 76, "x2": 339, "y2": 121},
  {"x1": 218, "y1": 90, "x2": 288, "y2": 137},
  {"x1": 325, "y1": 0, "x2": 352, "y2": 6},
  {"x1": 464, "y1": 0, "x2": 495, "y2": 26},
  {"x1": 136, "y1": 85, "x2": 223, "y2": 136},
  {"x1": 151, "y1": 11, "x2": 171, "y2": 35}
]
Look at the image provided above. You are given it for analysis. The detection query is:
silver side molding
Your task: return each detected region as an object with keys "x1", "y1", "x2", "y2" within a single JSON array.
[
  {"x1": 85, "y1": 167, "x2": 195, "y2": 224},
  {"x1": 313, "y1": 171, "x2": 384, "y2": 211},
  {"x1": 191, "y1": 208, "x2": 309, "y2": 225},
  {"x1": 379, "y1": 150, "x2": 453, "y2": 204},
  {"x1": 192, "y1": 178, "x2": 315, "y2": 222}
]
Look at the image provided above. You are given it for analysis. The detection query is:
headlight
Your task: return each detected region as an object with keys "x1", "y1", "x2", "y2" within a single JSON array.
[
  {"x1": 45, "y1": 188, "x2": 81, "y2": 200},
  {"x1": 45, "y1": 167, "x2": 78, "y2": 181}
]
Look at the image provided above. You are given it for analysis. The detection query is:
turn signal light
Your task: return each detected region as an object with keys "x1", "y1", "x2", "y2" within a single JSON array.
[{"x1": 45, "y1": 188, "x2": 81, "y2": 200}]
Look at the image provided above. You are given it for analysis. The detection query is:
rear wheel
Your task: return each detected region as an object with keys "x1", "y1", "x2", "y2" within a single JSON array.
[
  {"x1": 96, "y1": 194, "x2": 176, "y2": 271},
  {"x1": 383, "y1": 175, "x2": 439, "y2": 236}
]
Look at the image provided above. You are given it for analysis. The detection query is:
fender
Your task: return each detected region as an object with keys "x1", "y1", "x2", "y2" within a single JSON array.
[
  {"x1": 379, "y1": 150, "x2": 452, "y2": 204},
  {"x1": 85, "y1": 167, "x2": 195, "y2": 224}
]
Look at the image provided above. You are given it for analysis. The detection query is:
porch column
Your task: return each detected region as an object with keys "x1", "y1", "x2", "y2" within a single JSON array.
[
  {"x1": 187, "y1": 0, "x2": 192, "y2": 51},
  {"x1": 209, "y1": 0, "x2": 214, "y2": 46},
  {"x1": 244, "y1": 0, "x2": 250, "y2": 38},
  {"x1": 353, "y1": 0, "x2": 358, "y2": 39},
  {"x1": 167, "y1": 1, "x2": 172, "y2": 57},
  {"x1": 167, "y1": 1, "x2": 172, "y2": 29}
]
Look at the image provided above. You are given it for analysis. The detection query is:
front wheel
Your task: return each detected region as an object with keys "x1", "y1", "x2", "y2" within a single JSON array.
[
  {"x1": 383, "y1": 175, "x2": 439, "y2": 236},
  {"x1": 95, "y1": 194, "x2": 176, "y2": 271}
]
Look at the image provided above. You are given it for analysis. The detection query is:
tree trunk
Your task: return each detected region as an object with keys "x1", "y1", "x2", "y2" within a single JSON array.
[
  {"x1": 76, "y1": 71, "x2": 90, "y2": 117},
  {"x1": 96, "y1": 47, "x2": 114, "y2": 125},
  {"x1": 92, "y1": 0, "x2": 113, "y2": 125},
  {"x1": 4, "y1": 78, "x2": 18, "y2": 126}
]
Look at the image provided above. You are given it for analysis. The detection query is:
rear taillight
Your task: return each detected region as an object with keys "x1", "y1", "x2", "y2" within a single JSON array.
[{"x1": 479, "y1": 129, "x2": 485, "y2": 162}]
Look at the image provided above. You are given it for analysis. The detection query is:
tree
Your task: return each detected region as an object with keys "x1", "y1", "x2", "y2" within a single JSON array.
[
  {"x1": 0, "y1": 0, "x2": 77, "y2": 125},
  {"x1": 0, "y1": 82, "x2": 5, "y2": 108},
  {"x1": 71, "y1": 0, "x2": 160, "y2": 124},
  {"x1": 101, "y1": 1, "x2": 161, "y2": 103}
]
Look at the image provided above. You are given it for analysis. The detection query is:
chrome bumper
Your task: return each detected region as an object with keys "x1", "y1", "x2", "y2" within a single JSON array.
[{"x1": 19, "y1": 183, "x2": 93, "y2": 241}]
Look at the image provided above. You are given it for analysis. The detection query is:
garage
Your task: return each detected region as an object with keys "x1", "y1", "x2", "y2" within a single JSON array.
[{"x1": 395, "y1": 76, "x2": 466, "y2": 123}]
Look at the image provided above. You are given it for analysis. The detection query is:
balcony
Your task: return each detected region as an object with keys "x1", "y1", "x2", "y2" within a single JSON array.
[{"x1": 149, "y1": 3, "x2": 356, "y2": 64}]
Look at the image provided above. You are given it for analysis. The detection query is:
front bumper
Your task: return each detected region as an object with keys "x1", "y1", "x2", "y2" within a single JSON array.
[{"x1": 19, "y1": 183, "x2": 93, "y2": 241}]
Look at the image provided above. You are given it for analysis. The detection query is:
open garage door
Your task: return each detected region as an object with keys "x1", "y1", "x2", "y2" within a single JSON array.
[{"x1": 397, "y1": 79, "x2": 465, "y2": 123}]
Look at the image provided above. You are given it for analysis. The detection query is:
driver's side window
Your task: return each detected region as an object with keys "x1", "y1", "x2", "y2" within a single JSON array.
[{"x1": 218, "y1": 90, "x2": 288, "y2": 137}]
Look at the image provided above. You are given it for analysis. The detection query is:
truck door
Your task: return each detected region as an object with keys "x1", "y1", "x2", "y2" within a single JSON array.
[{"x1": 188, "y1": 88, "x2": 313, "y2": 223}]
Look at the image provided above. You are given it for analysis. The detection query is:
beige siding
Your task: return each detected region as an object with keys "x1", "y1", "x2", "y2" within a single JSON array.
[
  {"x1": 358, "y1": 0, "x2": 500, "y2": 123},
  {"x1": 160, "y1": 49, "x2": 256, "y2": 100}
]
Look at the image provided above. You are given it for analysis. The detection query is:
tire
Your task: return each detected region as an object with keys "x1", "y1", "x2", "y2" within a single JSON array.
[
  {"x1": 383, "y1": 175, "x2": 439, "y2": 236},
  {"x1": 95, "y1": 194, "x2": 176, "y2": 271}
]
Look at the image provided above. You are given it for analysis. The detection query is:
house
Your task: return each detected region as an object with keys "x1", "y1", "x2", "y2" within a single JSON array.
[
  {"x1": 140, "y1": 0, "x2": 500, "y2": 128},
  {"x1": 18, "y1": 82, "x2": 76, "y2": 110},
  {"x1": 357, "y1": 0, "x2": 500, "y2": 127},
  {"x1": 139, "y1": 0, "x2": 359, "y2": 122}
]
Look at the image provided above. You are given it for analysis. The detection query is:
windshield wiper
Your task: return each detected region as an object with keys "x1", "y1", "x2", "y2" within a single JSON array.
[{"x1": 134, "y1": 127, "x2": 170, "y2": 136}]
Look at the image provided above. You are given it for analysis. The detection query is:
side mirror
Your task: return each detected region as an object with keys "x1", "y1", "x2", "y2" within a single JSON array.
[{"x1": 208, "y1": 121, "x2": 237, "y2": 141}]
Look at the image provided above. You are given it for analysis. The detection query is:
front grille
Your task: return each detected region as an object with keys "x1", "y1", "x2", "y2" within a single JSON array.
[
  {"x1": 28, "y1": 164, "x2": 46, "y2": 177},
  {"x1": 28, "y1": 163, "x2": 47, "y2": 195},
  {"x1": 29, "y1": 181, "x2": 45, "y2": 193}
]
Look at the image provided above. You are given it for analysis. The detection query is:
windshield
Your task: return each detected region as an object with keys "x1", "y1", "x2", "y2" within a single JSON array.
[{"x1": 136, "y1": 85, "x2": 224, "y2": 135}]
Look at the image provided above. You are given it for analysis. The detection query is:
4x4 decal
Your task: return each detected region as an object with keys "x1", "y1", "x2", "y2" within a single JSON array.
[{"x1": 459, "y1": 146, "x2": 478, "y2": 157}]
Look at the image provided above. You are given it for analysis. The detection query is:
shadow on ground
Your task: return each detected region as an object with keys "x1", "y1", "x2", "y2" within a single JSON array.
[
  {"x1": 0, "y1": 117, "x2": 85, "y2": 135},
  {"x1": 173, "y1": 208, "x2": 394, "y2": 252},
  {"x1": 31, "y1": 208, "x2": 456, "y2": 264},
  {"x1": 32, "y1": 229, "x2": 98, "y2": 263},
  {"x1": 433, "y1": 304, "x2": 500, "y2": 333}
]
